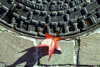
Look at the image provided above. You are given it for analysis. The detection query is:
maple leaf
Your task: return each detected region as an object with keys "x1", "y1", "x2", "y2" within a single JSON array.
[{"x1": 36, "y1": 33, "x2": 65, "y2": 61}]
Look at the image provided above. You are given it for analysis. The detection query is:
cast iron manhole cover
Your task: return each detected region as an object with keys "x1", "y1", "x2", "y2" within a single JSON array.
[{"x1": 0, "y1": 0, "x2": 100, "y2": 37}]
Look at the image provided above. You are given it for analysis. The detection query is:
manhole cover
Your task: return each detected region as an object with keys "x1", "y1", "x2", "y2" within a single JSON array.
[{"x1": 0, "y1": 0, "x2": 100, "y2": 37}]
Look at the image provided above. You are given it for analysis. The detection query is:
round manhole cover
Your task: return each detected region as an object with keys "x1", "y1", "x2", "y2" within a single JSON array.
[{"x1": 0, "y1": 0, "x2": 100, "y2": 37}]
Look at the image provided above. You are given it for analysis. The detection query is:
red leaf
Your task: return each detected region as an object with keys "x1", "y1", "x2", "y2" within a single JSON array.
[
  {"x1": 36, "y1": 33, "x2": 65, "y2": 61},
  {"x1": 45, "y1": 33, "x2": 53, "y2": 39}
]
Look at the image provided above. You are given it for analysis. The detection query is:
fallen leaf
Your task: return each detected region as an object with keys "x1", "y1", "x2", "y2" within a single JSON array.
[{"x1": 36, "y1": 33, "x2": 65, "y2": 61}]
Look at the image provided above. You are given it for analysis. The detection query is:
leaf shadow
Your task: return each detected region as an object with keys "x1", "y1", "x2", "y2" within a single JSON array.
[
  {"x1": 7, "y1": 46, "x2": 62, "y2": 67},
  {"x1": 8, "y1": 47, "x2": 38, "y2": 67}
]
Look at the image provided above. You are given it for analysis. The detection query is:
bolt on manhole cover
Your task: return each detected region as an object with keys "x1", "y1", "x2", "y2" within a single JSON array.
[{"x1": 0, "y1": 0, "x2": 100, "y2": 37}]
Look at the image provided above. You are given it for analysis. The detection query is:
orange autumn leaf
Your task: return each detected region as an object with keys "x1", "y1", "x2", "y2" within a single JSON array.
[{"x1": 36, "y1": 33, "x2": 65, "y2": 61}]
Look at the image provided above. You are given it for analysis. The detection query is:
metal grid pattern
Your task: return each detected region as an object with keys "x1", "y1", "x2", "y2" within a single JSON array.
[{"x1": 0, "y1": 0, "x2": 100, "y2": 37}]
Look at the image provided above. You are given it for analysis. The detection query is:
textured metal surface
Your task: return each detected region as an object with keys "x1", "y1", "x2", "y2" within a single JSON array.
[{"x1": 0, "y1": 0, "x2": 100, "y2": 37}]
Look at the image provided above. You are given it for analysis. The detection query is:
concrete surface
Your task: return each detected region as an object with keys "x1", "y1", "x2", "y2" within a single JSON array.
[
  {"x1": 0, "y1": 31, "x2": 38, "y2": 66},
  {"x1": 79, "y1": 33, "x2": 100, "y2": 65},
  {"x1": 39, "y1": 40, "x2": 75, "y2": 65},
  {"x1": 0, "y1": 24, "x2": 100, "y2": 67}
]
